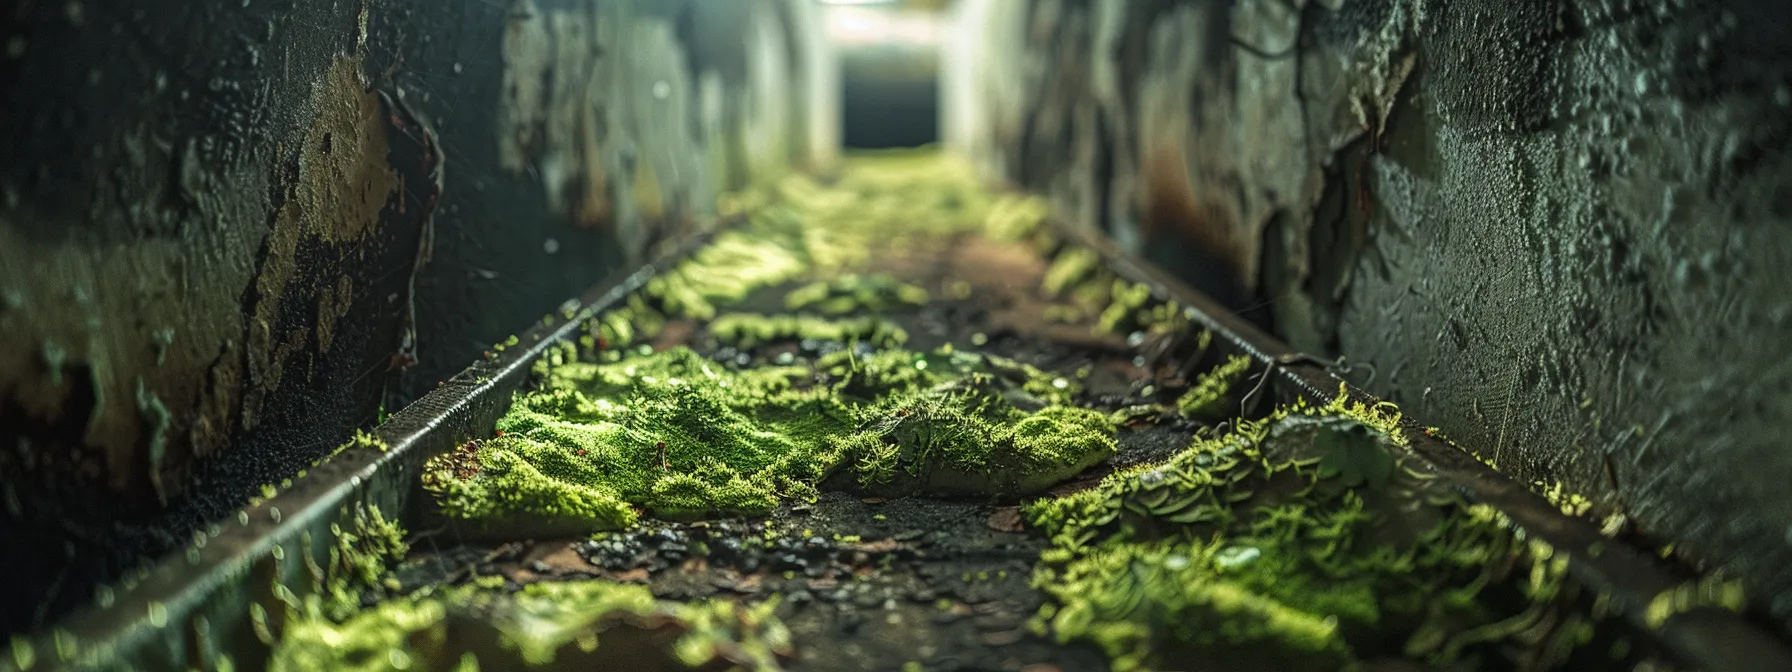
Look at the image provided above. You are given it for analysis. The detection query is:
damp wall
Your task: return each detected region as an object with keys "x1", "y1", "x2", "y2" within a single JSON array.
[
  {"x1": 946, "y1": 0, "x2": 1792, "y2": 629},
  {"x1": 0, "y1": 0, "x2": 835, "y2": 633}
]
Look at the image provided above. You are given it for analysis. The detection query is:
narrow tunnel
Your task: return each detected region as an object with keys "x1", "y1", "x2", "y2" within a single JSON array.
[{"x1": 3, "y1": 0, "x2": 1792, "y2": 670}]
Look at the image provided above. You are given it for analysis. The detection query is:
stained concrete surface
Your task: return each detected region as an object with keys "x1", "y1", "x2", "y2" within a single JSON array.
[
  {"x1": 947, "y1": 0, "x2": 1792, "y2": 629},
  {"x1": 0, "y1": 0, "x2": 834, "y2": 634}
]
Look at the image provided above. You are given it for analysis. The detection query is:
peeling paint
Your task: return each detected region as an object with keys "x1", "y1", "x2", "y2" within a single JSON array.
[{"x1": 240, "y1": 56, "x2": 396, "y2": 431}]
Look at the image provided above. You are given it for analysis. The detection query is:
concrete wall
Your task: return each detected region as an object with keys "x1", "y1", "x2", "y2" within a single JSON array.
[
  {"x1": 0, "y1": 0, "x2": 834, "y2": 632},
  {"x1": 947, "y1": 0, "x2": 1792, "y2": 627}
]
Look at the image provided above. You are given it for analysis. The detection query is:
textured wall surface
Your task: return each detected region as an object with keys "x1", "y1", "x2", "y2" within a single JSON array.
[
  {"x1": 948, "y1": 0, "x2": 1792, "y2": 627},
  {"x1": 0, "y1": 0, "x2": 833, "y2": 633}
]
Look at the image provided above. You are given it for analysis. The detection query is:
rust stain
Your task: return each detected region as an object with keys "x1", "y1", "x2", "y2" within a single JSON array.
[{"x1": 1139, "y1": 137, "x2": 1253, "y2": 289}]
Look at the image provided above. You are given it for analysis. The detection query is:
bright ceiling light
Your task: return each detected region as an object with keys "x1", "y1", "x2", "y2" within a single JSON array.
[{"x1": 825, "y1": 6, "x2": 941, "y2": 46}]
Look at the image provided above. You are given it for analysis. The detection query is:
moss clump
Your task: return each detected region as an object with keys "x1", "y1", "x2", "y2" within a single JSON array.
[
  {"x1": 1041, "y1": 539, "x2": 1353, "y2": 671},
  {"x1": 427, "y1": 344, "x2": 1112, "y2": 530},
  {"x1": 1096, "y1": 280, "x2": 1155, "y2": 335},
  {"x1": 645, "y1": 230, "x2": 809, "y2": 321},
  {"x1": 784, "y1": 274, "x2": 928, "y2": 315},
  {"x1": 707, "y1": 313, "x2": 908, "y2": 349},
  {"x1": 847, "y1": 376, "x2": 1116, "y2": 498},
  {"x1": 321, "y1": 503, "x2": 410, "y2": 619},
  {"x1": 1176, "y1": 354, "x2": 1252, "y2": 423},
  {"x1": 427, "y1": 347, "x2": 852, "y2": 530},
  {"x1": 587, "y1": 294, "x2": 669, "y2": 351},
  {"x1": 270, "y1": 581, "x2": 790, "y2": 672},
  {"x1": 1027, "y1": 398, "x2": 1591, "y2": 671},
  {"x1": 629, "y1": 150, "x2": 1045, "y2": 325},
  {"x1": 1042, "y1": 248, "x2": 1101, "y2": 298}
]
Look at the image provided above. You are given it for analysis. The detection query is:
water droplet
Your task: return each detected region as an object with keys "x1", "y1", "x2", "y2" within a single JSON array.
[
  {"x1": 652, "y1": 81, "x2": 671, "y2": 100},
  {"x1": 1215, "y1": 546, "x2": 1261, "y2": 570},
  {"x1": 52, "y1": 630, "x2": 74, "y2": 661},
  {"x1": 10, "y1": 636, "x2": 35, "y2": 669},
  {"x1": 147, "y1": 602, "x2": 168, "y2": 628},
  {"x1": 95, "y1": 585, "x2": 114, "y2": 608},
  {"x1": 543, "y1": 238, "x2": 560, "y2": 254},
  {"x1": 1163, "y1": 555, "x2": 1190, "y2": 570},
  {"x1": 1051, "y1": 378, "x2": 1069, "y2": 389},
  {"x1": 269, "y1": 507, "x2": 281, "y2": 523}
]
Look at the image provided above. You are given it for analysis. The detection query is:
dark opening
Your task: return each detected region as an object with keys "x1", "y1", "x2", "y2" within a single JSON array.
[{"x1": 840, "y1": 45, "x2": 940, "y2": 148}]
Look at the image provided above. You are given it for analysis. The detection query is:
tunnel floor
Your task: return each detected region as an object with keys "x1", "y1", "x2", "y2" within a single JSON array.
[{"x1": 263, "y1": 152, "x2": 1675, "y2": 672}]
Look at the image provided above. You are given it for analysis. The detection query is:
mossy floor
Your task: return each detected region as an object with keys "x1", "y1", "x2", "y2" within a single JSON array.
[{"x1": 272, "y1": 151, "x2": 1684, "y2": 672}]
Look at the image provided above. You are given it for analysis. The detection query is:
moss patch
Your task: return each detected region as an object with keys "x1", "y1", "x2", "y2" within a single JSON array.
[
  {"x1": 784, "y1": 274, "x2": 928, "y2": 315},
  {"x1": 424, "y1": 345, "x2": 1113, "y2": 531},
  {"x1": 707, "y1": 313, "x2": 908, "y2": 349},
  {"x1": 847, "y1": 376, "x2": 1115, "y2": 498},
  {"x1": 1175, "y1": 354, "x2": 1252, "y2": 423},
  {"x1": 270, "y1": 581, "x2": 789, "y2": 672},
  {"x1": 1027, "y1": 399, "x2": 1595, "y2": 671}
]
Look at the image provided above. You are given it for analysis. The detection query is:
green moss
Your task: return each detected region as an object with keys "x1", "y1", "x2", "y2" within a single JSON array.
[
  {"x1": 1096, "y1": 280, "x2": 1154, "y2": 334},
  {"x1": 1043, "y1": 539, "x2": 1353, "y2": 672},
  {"x1": 707, "y1": 313, "x2": 908, "y2": 349},
  {"x1": 1643, "y1": 573, "x2": 1747, "y2": 629},
  {"x1": 1175, "y1": 355, "x2": 1253, "y2": 423},
  {"x1": 1026, "y1": 400, "x2": 1591, "y2": 671},
  {"x1": 272, "y1": 597, "x2": 448, "y2": 672},
  {"x1": 1042, "y1": 248, "x2": 1101, "y2": 298},
  {"x1": 428, "y1": 349, "x2": 853, "y2": 528},
  {"x1": 844, "y1": 376, "x2": 1116, "y2": 498},
  {"x1": 784, "y1": 274, "x2": 928, "y2": 315},
  {"x1": 430, "y1": 343, "x2": 1109, "y2": 529},
  {"x1": 270, "y1": 581, "x2": 789, "y2": 672},
  {"x1": 645, "y1": 231, "x2": 809, "y2": 321},
  {"x1": 318, "y1": 503, "x2": 409, "y2": 621}
]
